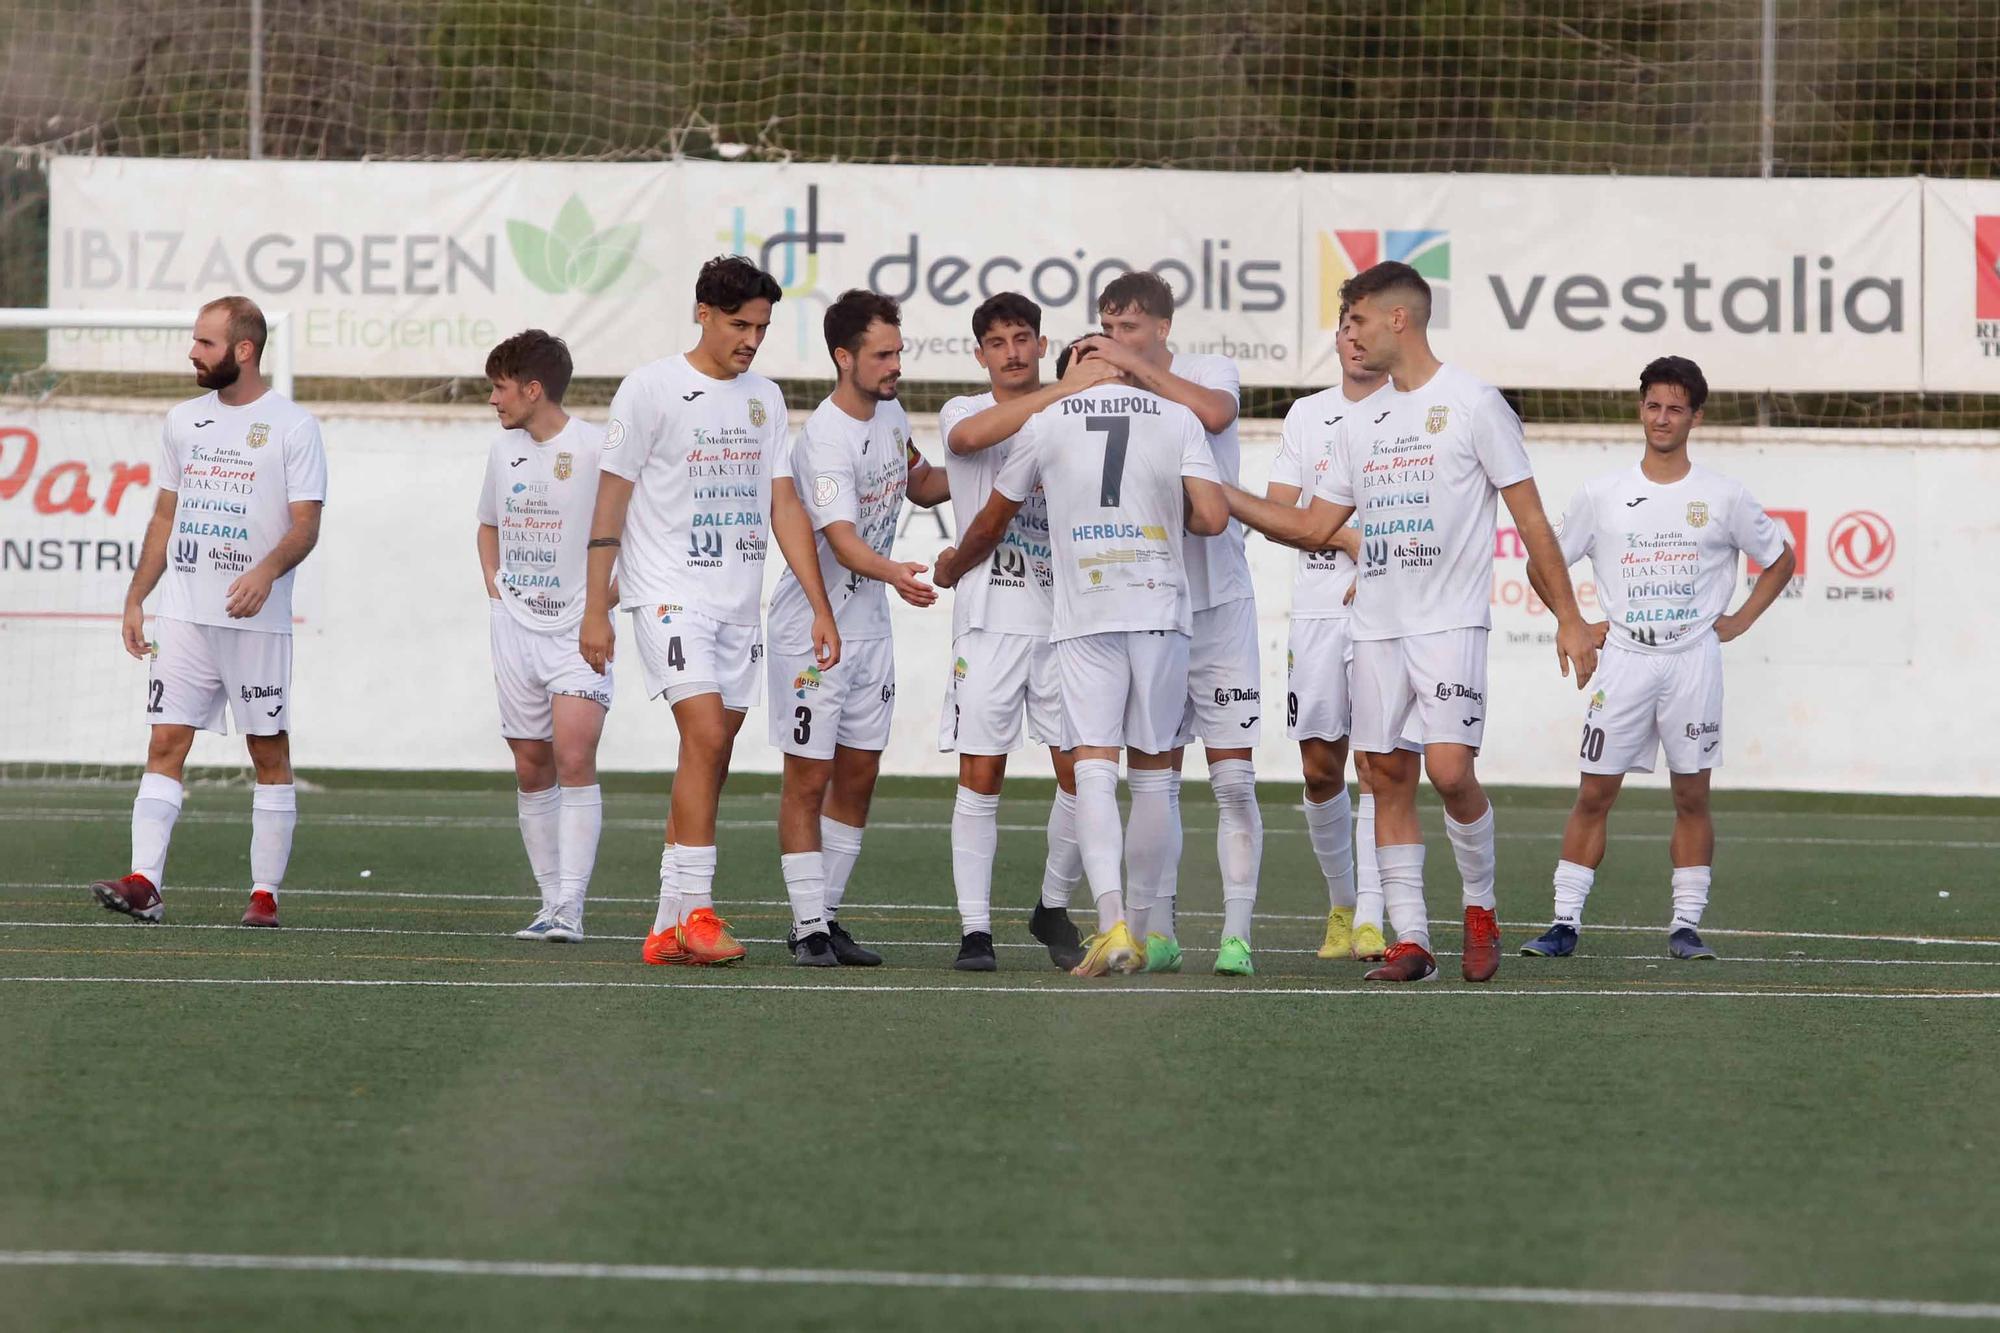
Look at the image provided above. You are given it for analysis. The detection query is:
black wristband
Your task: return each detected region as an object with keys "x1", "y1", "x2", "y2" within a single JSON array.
[{"x1": 586, "y1": 537, "x2": 621, "y2": 549}]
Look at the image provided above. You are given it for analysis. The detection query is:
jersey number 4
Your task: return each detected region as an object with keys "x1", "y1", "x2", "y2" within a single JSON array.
[{"x1": 1088, "y1": 416, "x2": 1129, "y2": 507}]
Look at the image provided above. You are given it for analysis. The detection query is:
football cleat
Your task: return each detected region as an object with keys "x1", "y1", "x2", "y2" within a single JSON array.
[
  {"x1": 1029, "y1": 902, "x2": 1086, "y2": 971},
  {"x1": 1350, "y1": 921, "x2": 1388, "y2": 961},
  {"x1": 953, "y1": 931, "x2": 997, "y2": 972},
  {"x1": 514, "y1": 910, "x2": 557, "y2": 942},
  {"x1": 1462, "y1": 906, "x2": 1502, "y2": 983},
  {"x1": 642, "y1": 925, "x2": 691, "y2": 965},
  {"x1": 790, "y1": 930, "x2": 839, "y2": 967},
  {"x1": 1669, "y1": 927, "x2": 1718, "y2": 961},
  {"x1": 545, "y1": 913, "x2": 584, "y2": 943},
  {"x1": 1364, "y1": 940, "x2": 1439, "y2": 983},
  {"x1": 679, "y1": 908, "x2": 746, "y2": 966},
  {"x1": 1143, "y1": 933, "x2": 1183, "y2": 973},
  {"x1": 1520, "y1": 923, "x2": 1578, "y2": 958},
  {"x1": 91, "y1": 873, "x2": 163, "y2": 923},
  {"x1": 1071, "y1": 921, "x2": 1142, "y2": 977},
  {"x1": 1214, "y1": 935, "x2": 1255, "y2": 977},
  {"x1": 240, "y1": 889, "x2": 280, "y2": 929},
  {"x1": 826, "y1": 920, "x2": 883, "y2": 967},
  {"x1": 1317, "y1": 907, "x2": 1354, "y2": 960}
]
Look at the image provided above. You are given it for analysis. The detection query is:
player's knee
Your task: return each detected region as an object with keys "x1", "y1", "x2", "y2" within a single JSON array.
[
  {"x1": 1424, "y1": 752, "x2": 1476, "y2": 801},
  {"x1": 959, "y1": 754, "x2": 1005, "y2": 795},
  {"x1": 1210, "y1": 759, "x2": 1258, "y2": 812},
  {"x1": 1671, "y1": 783, "x2": 1711, "y2": 819},
  {"x1": 146, "y1": 727, "x2": 194, "y2": 770},
  {"x1": 1574, "y1": 785, "x2": 1618, "y2": 819},
  {"x1": 1299, "y1": 744, "x2": 1347, "y2": 798},
  {"x1": 246, "y1": 736, "x2": 292, "y2": 783},
  {"x1": 554, "y1": 751, "x2": 597, "y2": 787}
]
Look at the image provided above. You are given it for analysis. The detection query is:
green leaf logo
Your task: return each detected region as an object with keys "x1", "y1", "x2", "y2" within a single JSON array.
[{"x1": 506, "y1": 195, "x2": 645, "y2": 295}]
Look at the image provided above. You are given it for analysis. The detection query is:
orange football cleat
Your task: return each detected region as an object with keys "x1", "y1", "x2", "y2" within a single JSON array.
[
  {"x1": 1461, "y1": 906, "x2": 1502, "y2": 983},
  {"x1": 678, "y1": 907, "x2": 747, "y2": 966},
  {"x1": 642, "y1": 925, "x2": 692, "y2": 966}
]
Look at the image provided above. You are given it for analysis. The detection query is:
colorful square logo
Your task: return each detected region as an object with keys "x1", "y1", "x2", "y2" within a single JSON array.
[{"x1": 1318, "y1": 229, "x2": 1449, "y2": 330}]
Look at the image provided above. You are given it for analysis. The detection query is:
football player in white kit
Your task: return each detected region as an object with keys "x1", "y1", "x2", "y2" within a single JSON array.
[
  {"x1": 1521, "y1": 356, "x2": 1795, "y2": 962},
  {"x1": 475, "y1": 330, "x2": 609, "y2": 943},
  {"x1": 934, "y1": 292, "x2": 1119, "y2": 971},
  {"x1": 1222, "y1": 261, "x2": 1598, "y2": 983},
  {"x1": 770, "y1": 289, "x2": 951, "y2": 967},
  {"x1": 1076, "y1": 271, "x2": 1265, "y2": 977},
  {"x1": 1264, "y1": 306, "x2": 1396, "y2": 963},
  {"x1": 581, "y1": 257, "x2": 841, "y2": 968},
  {"x1": 935, "y1": 338, "x2": 1227, "y2": 978},
  {"x1": 92, "y1": 295, "x2": 325, "y2": 929}
]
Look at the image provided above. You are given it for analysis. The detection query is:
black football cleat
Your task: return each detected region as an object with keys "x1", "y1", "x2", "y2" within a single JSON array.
[
  {"x1": 1028, "y1": 902, "x2": 1085, "y2": 970},
  {"x1": 953, "y1": 932, "x2": 997, "y2": 972},
  {"x1": 826, "y1": 920, "x2": 883, "y2": 967}
]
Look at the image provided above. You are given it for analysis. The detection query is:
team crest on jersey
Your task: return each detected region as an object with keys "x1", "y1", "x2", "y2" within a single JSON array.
[
  {"x1": 1089, "y1": 570, "x2": 1103, "y2": 586},
  {"x1": 793, "y1": 666, "x2": 823, "y2": 698},
  {"x1": 605, "y1": 420, "x2": 626, "y2": 449},
  {"x1": 812, "y1": 475, "x2": 839, "y2": 507},
  {"x1": 554, "y1": 451, "x2": 573, "y2": 480},
  {"x1": 1686, "y1": 501, "x2": 1710, "y2": 528},
  {"x1": 245, "y1": 422, "x2": 270, "y2": 449},
  {"x1": 747, "y1": 397, "x2": 768, "y2": 428},
  {"x1": 1424, "y1": 406, "x2": 1449, "y2": 435}
]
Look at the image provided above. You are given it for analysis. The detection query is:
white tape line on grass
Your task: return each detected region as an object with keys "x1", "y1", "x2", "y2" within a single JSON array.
[
  {"x1": 0, "y1": 1250, "x2": 1993, "y2": 1320},
  {"x1": 4, "y1": 976, "x2": 1999, "y2": 1000}
]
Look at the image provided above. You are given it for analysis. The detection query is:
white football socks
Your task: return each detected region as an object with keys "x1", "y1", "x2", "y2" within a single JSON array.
[
  {"x1": 1040, "y1": 787, "x2": 1082, "y2": 910},
  {"x1": 1378, "y1": 842, "x2": 1430, "y2": 953},
  {"x1": 1354, "y1": 792, "x2": 1383, "y2": 933},
  {"x1": 1125, "y1": 769, "x2": 1181, "y2": 943},
  {"x1": 1671, "y1": 865, "x2": 1713, "y2": 932},
  {"x1": 129, "y1": 772, "x2": 183, "y2": 889},
  {"x1": 1210, "y1": 759, "x2": 1262, "y2": 943},
  {"x1": 651, "y1": 841, "x2": 680, "y2": 935},
  {"x1": 555, "y1": 784, "x2": 601, "y2": 923},
  {"x1": 782, "y1": 850, "x2": 828, "y2": 937},
  {"x1": 249, "y1": 783, "x2": 297, "y2": 902},
  {"x1": 1446, "y1": 804, "x2": 1498, "y2": 911},
  {"x1": 676, "y1": 843, "x2": 716, "y2": 921},
  {"x1": 1552, "y1": 859, "x2": 1595, "y2": 927},
  {"x1": 951, "y1": 786, "x2": 1001, "y2": 936},
  {"x1": 820, "y1": 816, "x2": 864, "y2": 918},
  {"x1": 1072, "y1": 759, "x2": 1125, "y2": 934},
  {"x1": 1305, "y1": 789, "x2": 1356, "y2": 910},
  {"x1": 516, "y1": 786, "x2": 562, "y2": 913}
]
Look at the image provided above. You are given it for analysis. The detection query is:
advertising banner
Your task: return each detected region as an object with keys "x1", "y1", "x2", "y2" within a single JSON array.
[{"x1": 1921, "y1": 177, "x2": 2000, "y2": 392}]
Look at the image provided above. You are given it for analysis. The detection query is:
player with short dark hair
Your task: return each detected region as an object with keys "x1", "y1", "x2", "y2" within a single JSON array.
[
  {"x1": 770, "y1": 289, "x2": 950, "y2": 966},
  {"x1": 92, "y1": 294, "x2": 326, "y2": 930},
  {"x1": 582, "y1": 255, "x2": 840, "y2": 968},
  {"x1": 1222, "y1": 260, "x2": 1598, "y2": 983},
  {"x1": 1520, "y1": 355, "x2": 1794, "y2": 962}
]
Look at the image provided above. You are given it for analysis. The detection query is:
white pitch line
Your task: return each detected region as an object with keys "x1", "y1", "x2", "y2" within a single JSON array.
[
  {"x1": 3, "y1": 975, "x2": 1998, "y2": 1000},
  {"x1": 0, "y1": 1250, "x2": 1991, "y2": 1319},
  {"x1": 6, "y1": 919, "x2": 2000, "y2": 968}
]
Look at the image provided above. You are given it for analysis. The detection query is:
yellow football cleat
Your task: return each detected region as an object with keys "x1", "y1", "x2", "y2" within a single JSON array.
[
  {"x1": 1318, "y1": 907, "x2": 1355, "y2": 960},
  {"x1": 1350, "y1": 921, "x2": 1388, "y2": 962},
  {"x1": 1071, "y1": 921, "x2": 1142, "y2": 977}
]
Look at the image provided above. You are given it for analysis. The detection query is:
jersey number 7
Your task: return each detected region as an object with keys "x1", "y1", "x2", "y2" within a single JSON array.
[{"x1": 1087, "y1": 416, "x2": 1129, "y2": 508}]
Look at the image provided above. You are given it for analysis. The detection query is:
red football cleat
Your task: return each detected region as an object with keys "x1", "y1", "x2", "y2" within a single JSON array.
[
  {"x1": 240, "y1": 889, "x2": 280, "y2": 928},
  {"x1": 1461, "y1": 906, "x2": 1501, "y2": 983},
  {"x1": 1363, "y1": 939, "x2": 1438, "y2": 983},
  {"x1": 91, "y1": 873, "x2": 163, "y2": 923}
]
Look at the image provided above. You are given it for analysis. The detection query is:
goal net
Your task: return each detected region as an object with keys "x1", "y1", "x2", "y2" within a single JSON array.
[{"x1": 0, "y1": 308, "x2": 293, "y2": 782}]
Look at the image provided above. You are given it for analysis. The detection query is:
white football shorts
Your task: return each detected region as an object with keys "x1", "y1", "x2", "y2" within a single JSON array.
[
  {"x1": 489, "y1": 603, "x2": 612, "y2": 741},
  {"x1": 1578, "y1": 637, "x2": 1726, "y2": 775},
  {"x1": 630, "y1": 603, "x2": 762, "y2": 710},
  {"x1": 1350, "y1": 627, "x2": 1490, "y2": 753},
  {"x1": 1179, "y1": 596, "x2": 1263, "y2": 746},
  {"x1": 937, "y1": 629, "x2": 1063, "y2": 756},
  {"x1": 1057, "y1": 629, "x2": 1191, "y2": 755},
  {"x1": 1285, "y1": 615, "x2": 1353, "y2": 743},
  {"x1": 769, "y1": 636, "x2": 896, "y2": 759},
  {"x1": 146, "y1": 615, "x2": 293, "y2": 737}
]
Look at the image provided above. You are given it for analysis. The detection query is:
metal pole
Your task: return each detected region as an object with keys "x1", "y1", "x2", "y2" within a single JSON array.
[
  {"x1": 1759, "y1": 0, "x2": 1776, "y2": 179},
  {"x1": 248, "y1": 0, "x2": 265, "y2": 159}
]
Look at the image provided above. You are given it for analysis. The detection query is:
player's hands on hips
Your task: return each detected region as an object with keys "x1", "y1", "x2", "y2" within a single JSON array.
[
  {"x1": 890, "y1": 562, "x2": 937, "y2": 608},
  {"x1": 1713, "y1": 611, "x2": 1746, "y2": 644},
  {"x1": 579, "y1": 609, "x2": 615, "y2": 675},
  {"x1": 810, "y1": 610, "x2": 842, "y2": 671},
  {"x1": 933, "y1": 546, "x2": 962, "y2": 589},
  {"x1": 224, "y1": 567, "x2": 276, "y2": 619},
  {"x1": 1555, "y1": 616, "x2": 1599, "y2": 688},
  {"x1": 120, "y1": 600, "x2": 150, "y2": 660}
]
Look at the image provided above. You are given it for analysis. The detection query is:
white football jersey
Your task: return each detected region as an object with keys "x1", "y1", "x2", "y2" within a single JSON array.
[
  {"x1": 1317, "y1": 363, "x2": 1532, "y2": 642},
  {"x1": 475, "y1": 416, "x2": 604, "y2": 635},
  {"x1": 1269, "y1": 382, "x2": 1391, "y2": 620},
  {"x1": 1558, "y1": 462, "x2": 1789, "y2": 654},
  {"x1": 994, "y1": 384, "x2": 1219, "y2": 641},
  {"x1": 1171, "y1": 352, "x2": 1254, "y2": 611},
  {"x1": 766, "y1": 397, "x2": 913, "y2": 652},
  {"x1": 601, "y1": 354, "x2": 788, "y2": 627},
  {"x1": 156, "y1": 389, "x2": 327, "y2": 635},
  {"x1": 938, "y1": 391, "x2": 1054, "y2": 639}
]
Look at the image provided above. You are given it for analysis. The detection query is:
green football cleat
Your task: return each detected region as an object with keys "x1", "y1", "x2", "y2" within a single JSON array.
[
  {"x1": 1143, "y1": 933, "x2": 1183, "y2": 973},
  {"x1": 1214, "y1": 936, "x2": 1255, "y2": 976}
]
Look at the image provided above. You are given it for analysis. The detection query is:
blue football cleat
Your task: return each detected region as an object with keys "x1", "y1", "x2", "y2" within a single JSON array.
[
  {"x1": 1519, "y1": 923, "x2": 1578, "y2": 958},
  {"x1": 1669, "y1": 927, "x2": 1718, "y2": 960}
]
